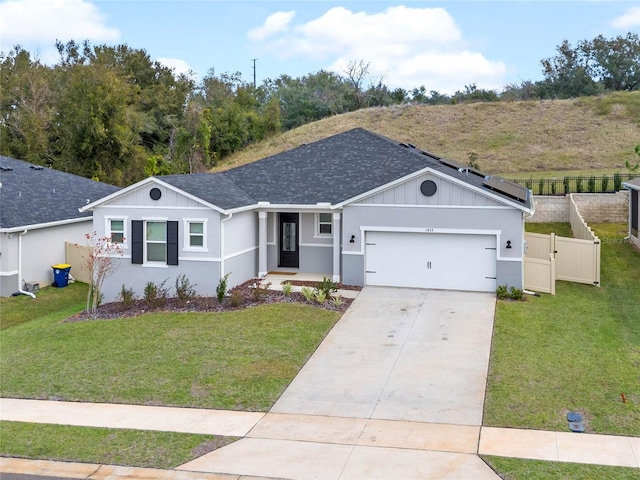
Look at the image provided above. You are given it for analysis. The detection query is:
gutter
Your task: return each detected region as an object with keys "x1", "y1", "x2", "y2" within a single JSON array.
[{"x1": 17, "y1": 230, "x2": 36, "y2": 298}]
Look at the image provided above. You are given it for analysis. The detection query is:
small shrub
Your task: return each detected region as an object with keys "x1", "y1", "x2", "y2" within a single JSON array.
[
  {"x1": 509, "y1": 286, "x2": 525, "y2": 301},
  {"x1": 316, "y1": 276, "x2": 338, "y2": 299},
  {"x1": 601, "y1": 176, "x2": 609, "y2": 192},
  {"x1": 252, "y1": 282, "x2": 270, "y2": 302},
  {"x1": 229, "y1": 291, "x2": 244, "y2": 308},
  {"x1": 496, "y1": 284, "x2": 509, "y2": 299},
  {"x1": 301, "y1": 287, "x2": 315, "y2": 302},
  {"x1": 281, "y1": 282, "x2": 293, "y2": 297},
  {"x1": 175, "y1": 274, "x2": 197, "y2": 302},
  {"x1": 216, "y1": 273, "x2": 230, "y2": 303},
  {"x1": 587, "y1": 176, "x2": 596, "y2": 193},
  {"x1": 614, "y1": 172, "x2": 622, "y2": 191},
  {"x1": 576, "y1": 177, "x2": 583, "y2": 193},
  {"x1": 538, "y1": 179, "x2": 545, "y2": 195},
  {"x1": 563, "y1": 177, "x2": 570, "y2": 194},
  {"x1": 144, "y1": 279, "x2": 168, "y2": 307},
  {"x1": 314, "y1": 289, "x2": 327, "y2": 304},
  {"x1": 496, "y1": 284, "x2": 525, "y2": 301},
  {"x1": 117, "y1": 284, "x2": 136, "y2": 308},
  {"x1": 551, "y1": 181, "x2": 556, "y2": 195},
  {"x1": 332, "y1": 295, "x2": 343, "y2": 308},
  {"x1": 525, "y1": 178, "x2": 533, "y2": 191}
]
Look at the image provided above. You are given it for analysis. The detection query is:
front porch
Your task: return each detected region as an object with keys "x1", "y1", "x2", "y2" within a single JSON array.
[{"x1": 257, "y1": 210, "x2": 342, "y2": 283}]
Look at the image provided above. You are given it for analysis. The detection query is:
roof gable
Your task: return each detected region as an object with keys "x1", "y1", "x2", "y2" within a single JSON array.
[{"x1": 0, "y1": 156, "x2": 119, "y2": 230}]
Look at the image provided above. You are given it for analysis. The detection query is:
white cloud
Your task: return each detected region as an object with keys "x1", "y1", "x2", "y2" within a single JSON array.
[
  {"x1": 248, "y1": 10, "x2": 295, "y2": 41},
  {"x1": 0, "y1": 0, "x2": 119, "y2": 51},
  {"x1": 249, "y1": 5, "x2": 506, "y2": 94},
  {"x1": 610, "y1": 6, "x2": 640, "y2": 29},
  {"x1": 157, "y1": 57, "x2": 192, "y2": 77}
]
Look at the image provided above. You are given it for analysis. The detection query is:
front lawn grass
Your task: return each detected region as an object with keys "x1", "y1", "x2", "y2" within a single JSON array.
[
  {"x1": 484, "y1": 223, "x2": 640, "y2": 436},
  {"x1": 0, "y1": 421, "x2": 236, "y2": 469},
  {"x1": 483, "y1": 456, "x2": 640, "y2": 480},
  {"x1": 0, "y1": 302, "x2": 340, "y2": 410},
  {"x1": 0, "y1": 282, "x2": 88, "y2": 330}
]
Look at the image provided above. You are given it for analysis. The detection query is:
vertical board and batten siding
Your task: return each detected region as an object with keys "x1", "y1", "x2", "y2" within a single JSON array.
[{"x1": 356, "y1": 174, "x2": 504, "y2": 207}]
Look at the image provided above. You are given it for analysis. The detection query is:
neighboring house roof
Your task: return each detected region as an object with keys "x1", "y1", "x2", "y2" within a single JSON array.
[
  {"x1": 0, "y1": 156, "x2": 120, "y2": 231},
  {"x1": 83, "y1": 128, "x2": 532, "y2": 213},
  {"x1": 622, "y1": 177, "x2": 640, "y2": 190}
]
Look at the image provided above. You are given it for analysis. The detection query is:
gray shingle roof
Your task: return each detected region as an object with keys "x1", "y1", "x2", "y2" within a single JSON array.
[
  {"x1": 161, "y1": 128, "x2": 531, "y2": 210},
  {"x1": 0, "y1": 156, "x2": 120, "y2": 230},
  {"x1": 159, "y1": 173, "x2": 256, "y2": 210}
]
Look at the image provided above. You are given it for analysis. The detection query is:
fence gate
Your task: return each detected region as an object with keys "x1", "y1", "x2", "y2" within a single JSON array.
[{"x1": 524, "y1": 232, "x2": 600, "y2": 295}]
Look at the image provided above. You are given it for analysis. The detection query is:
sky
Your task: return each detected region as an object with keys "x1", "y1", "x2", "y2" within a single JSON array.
[{"x1": 1, "y1": 0, "x2": 639, "y2": 94}]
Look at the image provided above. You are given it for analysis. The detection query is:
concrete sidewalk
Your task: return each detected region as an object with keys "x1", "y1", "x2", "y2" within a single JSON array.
[{"x1": 1, "y1": 400, "x2": 638, "y2": 476}]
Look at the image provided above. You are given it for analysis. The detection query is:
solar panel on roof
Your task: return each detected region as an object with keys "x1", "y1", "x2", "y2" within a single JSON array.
[{"x1": 483, "y1": 177, "x2": 528, "y2": 202}]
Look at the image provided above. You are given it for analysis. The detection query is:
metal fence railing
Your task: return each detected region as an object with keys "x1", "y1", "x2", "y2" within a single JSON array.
[{"x1": 507, "y1": 173, "x2": 637, "y2": 195}]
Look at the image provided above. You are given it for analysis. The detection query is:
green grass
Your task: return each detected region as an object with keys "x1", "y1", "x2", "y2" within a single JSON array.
[
  {"x1": 483, "y1": 456, "x2": 640, "y2": 480},
  {"x1": 484, "y1": 223, "x2": 640, "y2": 436},
  {"x1": 0, "y1": 302, "x2": 340, "y2": 410},
  {"x1": 525, "y1": 222, "x2": 573, "y2": 237},
  {"x1": 0, "y1": 282, "x2": 88, "y2": 330},
  {"x1": 0, "y1": 421, "x2": 236, "y2": 469}
]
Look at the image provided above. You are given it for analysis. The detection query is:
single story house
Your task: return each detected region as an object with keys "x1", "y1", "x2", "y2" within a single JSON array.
[
  {"x1": 622, "y1": 177, "x2": 640, "y2": 249},
  {"x1": 0, "y1": 156, "x2": 119, "y2": 296},
  {"x1": 81, "y1": 128, "x2": 534, "y2": 302}
]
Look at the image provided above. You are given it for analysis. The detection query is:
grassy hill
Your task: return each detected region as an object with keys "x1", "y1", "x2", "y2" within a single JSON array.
[{"x1": 214, "y1": 91, "x2": 640, "y2": 177}]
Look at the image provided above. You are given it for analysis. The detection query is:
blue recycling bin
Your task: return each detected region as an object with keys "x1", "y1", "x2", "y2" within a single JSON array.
[{"x1": 52, "y1": 264, "x2": 71, "y2": 288}]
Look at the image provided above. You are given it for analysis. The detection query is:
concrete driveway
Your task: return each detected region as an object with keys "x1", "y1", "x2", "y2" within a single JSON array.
[{"x1": 179, "y1": 286, "x2": 499, "y2": 479}]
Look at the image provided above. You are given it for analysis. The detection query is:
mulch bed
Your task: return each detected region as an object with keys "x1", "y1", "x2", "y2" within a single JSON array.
[{"x1": 65, "y1": 279, "x2": 360, "y2": 323}]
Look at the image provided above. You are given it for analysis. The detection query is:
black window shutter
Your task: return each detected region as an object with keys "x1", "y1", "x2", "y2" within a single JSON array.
[
  {"x1": 131, "y1": 220, "x2": 143, "y2": 264},
  {"x1": 167, "y1": 221, "x2": 179, "y2": 265}
]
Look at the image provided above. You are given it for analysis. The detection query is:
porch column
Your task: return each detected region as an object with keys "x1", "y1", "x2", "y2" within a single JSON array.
[
  {"x1": 332, "y1": 212, "x2": 341, "y2": 283},
  {"x1": 258, "y1": 211, "x2": 268, "y2": 278}
]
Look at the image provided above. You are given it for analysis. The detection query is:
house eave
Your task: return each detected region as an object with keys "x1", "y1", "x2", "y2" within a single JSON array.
[
  {"x1": 80, "y1": 177, "x2": 231, "y2": 215},
  {"x1": 335, "y1": 166, "x2": 534, "y2": 213},
  {"x1": 1, "y1": 216, "x2": 92, "y2": 234}
]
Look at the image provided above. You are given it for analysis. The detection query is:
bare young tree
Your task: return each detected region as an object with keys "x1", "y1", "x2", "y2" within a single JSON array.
[
  {"x1": 81, "y1": 232, "x2": 124, "y2": 314},
  {"x1": 343, "y1": 59, "x2": 371, "y2": 108}
]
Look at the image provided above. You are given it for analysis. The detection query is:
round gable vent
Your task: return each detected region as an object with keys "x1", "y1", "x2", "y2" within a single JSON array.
[
  {"x1": 149, "y1": 187, "x2": 162, "y2": 200},
  {"x1": 420, "y1": 180, "x2": 437, "y2": 197}
]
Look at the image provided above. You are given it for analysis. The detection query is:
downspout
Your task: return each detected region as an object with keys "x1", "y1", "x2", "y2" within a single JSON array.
[
  {"x1": 220, "y1": 212, "x2": 233, "y2": 281},
  {"x1": 18, "y1": 230, "x2": 36, "y2": 298}
]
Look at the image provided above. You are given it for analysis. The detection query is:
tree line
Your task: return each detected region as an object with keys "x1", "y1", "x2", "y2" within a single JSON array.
[{"x1": 1, "y1": 33, "x2": 638, "y2": 186}]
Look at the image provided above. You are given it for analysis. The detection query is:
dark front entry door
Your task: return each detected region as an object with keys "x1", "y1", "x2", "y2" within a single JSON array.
[{"x1": 279, "y1": 213, "x2": 299, "y2": 268}]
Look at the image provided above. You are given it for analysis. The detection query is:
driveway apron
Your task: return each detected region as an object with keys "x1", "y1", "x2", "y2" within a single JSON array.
[{"x1": 179, "y1": 286, "x2": 499, "y2": 479}]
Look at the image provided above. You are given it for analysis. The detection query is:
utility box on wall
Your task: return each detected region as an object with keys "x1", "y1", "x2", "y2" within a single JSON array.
[{"x1": 24, "y1": 282, "x2": 40, "y2": 293}]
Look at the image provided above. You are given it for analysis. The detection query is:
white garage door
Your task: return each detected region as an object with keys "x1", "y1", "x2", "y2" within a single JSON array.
[{"x1": 365, "y1": 231, "x2": 497, "y2": 292}]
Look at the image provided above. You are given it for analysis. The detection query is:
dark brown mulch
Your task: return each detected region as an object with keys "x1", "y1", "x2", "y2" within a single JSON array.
[{"x1": 65, "y1": 279, "x2": 356, "y2": 323}]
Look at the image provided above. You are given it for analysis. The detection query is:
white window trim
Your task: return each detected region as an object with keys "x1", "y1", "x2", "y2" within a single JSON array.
[
  {"x1": 314, "y1": 212, "x2": 333, "y2": 238},
  {"x1": 183, "y1": 218, "x2": 208, "y2": 252},
  {"x1": 104, "y1": 215, "x2": 128, "y2": 249},
  {"x1": 144, "y1": 220, "x2": 168, "y2": 265}
]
